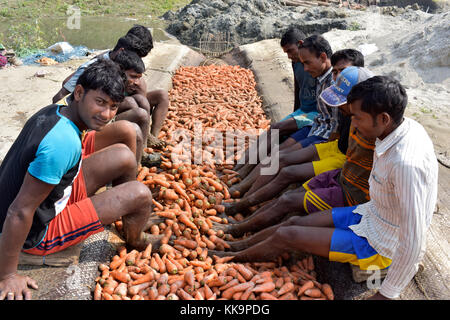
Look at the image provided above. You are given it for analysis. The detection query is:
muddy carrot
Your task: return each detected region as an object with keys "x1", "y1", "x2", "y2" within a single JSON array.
[
  {"x1": 173, "y1": 238, "x2": 198, "y2": 250},
  {"x1": 260, "y1": 292, "x2": 278, "y2": 300},
  {"x1": 278, "y1": 282, "x2": 294, "y2": 295},
  {"x1": 128, "y1": 282, "x2": 152, "y2": 296},
  {"x1": 297, "y1": 280, "x2": 315, "y2": 296},
  {"x1": 152, "y1": 177, "x2": 171, "y2": 188},
  {"x1": 252, "y1": 281, "x2": 276, "y2": 293},
  {"x1": 137, "y1": 167, "x2": 150, "y2": 182},
  {"x1": 178, "y1": 213, "x2": 198, "y2": 230},
  {"x1": 233, "y1": 264, "x2": 254, "y2": 281},
  {"x1": 141, "y1": 242, "x2": 152, "y2": 260},
  {"x1": 321, "y1": 283, "x2": 334, "y2": 300},
  {"x1": 177, "y1": 288, "x2": 195, "y2": 300},
  {"x1": 152, "y1": 199, "x2": 164, "y2": 211},
  {"x1": 110, "y1": 270, "x2": 131, "y2": 283},
  {"x1": 93, "y1": 283, "x2": 102, "y2": 300},
  {"x1": 155, "y1": 211, "x2": 177, "y2": 219}
]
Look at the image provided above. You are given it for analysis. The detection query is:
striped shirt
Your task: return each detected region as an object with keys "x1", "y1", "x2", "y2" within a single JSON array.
[
  {"x1": 339, "y1": 125, "x2": 375, "y2": 206},
  {"x1": 350, "y1": 117, "x2": 438, "y2": 299},
  {"x1": 307, "y1": 67, "x2": 337, "y2": 139}
]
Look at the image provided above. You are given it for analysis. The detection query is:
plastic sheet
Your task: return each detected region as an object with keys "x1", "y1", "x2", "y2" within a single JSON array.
[{"x1": 21, "y1": 42, "x2": 92, "y2": 66}]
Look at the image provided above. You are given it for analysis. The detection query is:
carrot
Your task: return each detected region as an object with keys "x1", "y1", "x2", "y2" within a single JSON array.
[
  {"x1": 153, "y1": 177, "x2": 171, "y2": 188},
  {"x1": 321, "y1": 283, "x2": 334, "y2": 300},
  {"x1": 233, "y1": 264, "x2": 254, "y2": 281},
  {"x1": 152, "y1": 199, "x2": 164, "y2": 211},
  {"x1": 221, "y1": 281, "x2": 255, "y2": 300},
  {"x1": 297, "y1": 280, "x2": 315, "y2": 296},
  {"x1": 109, "y1": 256, "x2": 126, "y2": 270},
  {"x1": 128, "y1": 282, "x2": 152, "y2": 296},
  {"x1": 173, "y1": 238, "x2": 198, "y2": 250},
  {"x1": 178, "y1": 213, "x2": 198, "y2": 230},
  {"x1": 137, "y1": 166, "x2": 150, "y2": 182},
  {"x1": 93, "y1": 283, "x2": 102, "y2": 300},
  {"x1": 110, "y1": 270, "x2": 131, "y2": 283},
  {"x1": 162, "y1": 188, "x2": 179, "y2": 201},
  {"x1": 130, "y1": 270, "x2": 154, "y2": 286},
  {"x1": 188, "y1": 189, "x2": 205, "y2": 200},
  {"x1": 252, "y1": 281, "x2": 275, "y2": 293},
  {"x1": 260, "y1": 292, "x2": 278, "y2": 300},
  {"x1": 141, "y1": 242, "x2": 152, "y2": 260},
  {"x1": 155, "y1": 211, "x2": 177, "y2": 219},
  {"x1": 172, "y1": 182, "x2": 190, "y2": 201},
  {"x1": 307, "y1": 255, "x2": 314, "y2": 272},
  {"x1": 202, "y1": 177, "x2": 223, "y2": 192},
  {"x1": 277, "y1": 282, "x2": 294, "y2": 295},
  {"x1": 304, "y1": 288, "x2": 322, "y2": 298},
  {"x1": 177, "y1": 288, "x2": 195, "y2": 300}
]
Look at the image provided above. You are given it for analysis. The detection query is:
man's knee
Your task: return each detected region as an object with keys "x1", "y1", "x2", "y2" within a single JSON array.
[
  {"x1": 147, "y1": 89, "x2": 169, "y2": 107},
  {"x1": 129, "y1": 180, "x2": 152, "y2": 205},
  {"x1": 133, "y1": 94, "x2": 151, "y2": 113},
  {"x1": 113, "y1": 143, "x2": 138, "y2": 170},
  {"x1": 273, "y1": 225, "x2": 298, "y2": 247}
]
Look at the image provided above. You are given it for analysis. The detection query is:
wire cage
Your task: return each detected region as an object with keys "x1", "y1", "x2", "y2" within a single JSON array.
[{"x1": 198, "y1": 32, "x2": 234, "y2": 58}]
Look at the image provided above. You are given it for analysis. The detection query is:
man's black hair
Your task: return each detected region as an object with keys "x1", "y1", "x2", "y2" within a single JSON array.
[
  {"x1": 113, "y1": 33, "x2": 151, "y2": 58},
  {"x1": 76, "y1": 59, "x2": 126, "y2": 103},
  {"x1": 280, "y1": 27, "x2": 306, "y2": 47},
  {"x1": 347, "y1": 76, "x2": 407, "y2": 124},
  {"x1": 113, "y1": 50, "x2": 145, "y2": 74},
  {"x1": 126, "y1": 24, "x2": 153, "y2": 53},
  {"x1": 331, "y1": 49, "x2": 365, "y2": 67},
  {"x1": 298, "y1": 34, "x2": 333, "y2": 59}
]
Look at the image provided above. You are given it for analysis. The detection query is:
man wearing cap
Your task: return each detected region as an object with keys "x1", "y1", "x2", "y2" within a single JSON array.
[
  {"x1": 211, "y1": 75, "x2": 438, "y2": 301},
  {"x1": 223, "y1": 66, "x2": 374, "y2": 218},
  {"x1": 218, "y1": 67, "x2": 375, "y2": 234}
]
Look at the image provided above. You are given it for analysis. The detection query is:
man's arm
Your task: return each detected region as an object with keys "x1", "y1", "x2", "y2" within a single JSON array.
[{"x1": 0, "y1": 173, "x2": 54, "y2": 299}]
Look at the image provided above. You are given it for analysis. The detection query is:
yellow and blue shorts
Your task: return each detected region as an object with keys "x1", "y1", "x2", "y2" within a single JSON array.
[
  {"x1": 312, "y1": 139, "x2": 347, "y2": 176},
  {"x1": 329, "y1": 206, "x2": 392, "y2": 271}
]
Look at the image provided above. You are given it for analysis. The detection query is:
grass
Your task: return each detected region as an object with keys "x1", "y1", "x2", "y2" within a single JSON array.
[
  {"x1": 0, "y1": 0, "x2": 191, "y2": 18},
  {"x1": 0, "y1": 0, "x2": 191, "y2": 56}
]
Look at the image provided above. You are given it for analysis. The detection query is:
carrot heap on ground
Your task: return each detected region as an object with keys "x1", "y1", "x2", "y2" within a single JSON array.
[{"x1": 94, "y1": 65, "x2": 334, "y2": 300}]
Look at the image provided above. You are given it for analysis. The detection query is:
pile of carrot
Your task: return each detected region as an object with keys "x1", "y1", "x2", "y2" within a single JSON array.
[{"x1": 93, "y1": 65, "x2": 334, "y2": 300}]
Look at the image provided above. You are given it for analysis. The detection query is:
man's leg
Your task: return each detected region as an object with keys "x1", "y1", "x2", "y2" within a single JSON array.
[
  {"x1": 93, "y1": 120, "x2": 143, "y2": 164},
  {"x1": 146, "y1": 89, "x2": 169, "y2": 148},
  {"x1": 82, "y1": 143, "x2": 157, "y2": 250},
  {"x1": 211, "y1": 211, "x2": 335, "y2": 262},
  {"x1": 241, "y1": 144, "x2": 318, "y2": 197},
  {"x1": 226, "y1": 210, "x2": 333, "y2": 251},
  {"x1": 221, "y1": 188, "x2": 309, "y2": 237},
  {"x1": 116, "y1": 96, "x2": 149, "y2": 161}
]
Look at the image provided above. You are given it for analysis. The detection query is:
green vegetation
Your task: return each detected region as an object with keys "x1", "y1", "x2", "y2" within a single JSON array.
[
  {"x1": 0, "y1": 0, "x2": 190, "y2": 56},
  {"x1": 0, "y1": 0, "x2": 191, "y2": 18}
]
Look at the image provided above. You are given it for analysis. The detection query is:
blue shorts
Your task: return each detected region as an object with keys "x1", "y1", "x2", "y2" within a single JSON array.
[
  {"x1": 290, "y1": 126, "x2": 326, "y2": 148},
  {"x1": 329, "y1": 206, "x2": 392, "y2": 270}
]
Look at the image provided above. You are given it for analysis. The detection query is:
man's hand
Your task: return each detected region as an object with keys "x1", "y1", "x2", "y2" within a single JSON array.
[
  {"x1": 0, "y1": 273, "x2": 38, "y2": 300},
  {"x1": 367, "y1": 292, "x2": 390, "y2": 300}
]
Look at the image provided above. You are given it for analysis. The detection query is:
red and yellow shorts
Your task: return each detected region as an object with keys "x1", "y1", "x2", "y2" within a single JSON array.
[{"x1": 22, "y1": 131, "x2": 102, "y2": 256}]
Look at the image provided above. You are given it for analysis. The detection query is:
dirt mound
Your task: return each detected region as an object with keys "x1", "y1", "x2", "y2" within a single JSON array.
[{"x1": 163, "y1": 0, "x2": 349, "y2": 48}]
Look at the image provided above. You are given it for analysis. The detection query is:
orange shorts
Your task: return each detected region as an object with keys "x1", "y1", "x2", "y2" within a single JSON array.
[
  {"x1": 23, "y1": 132, "x2": 103, "y2": 256},
  {"x1": 82, "y1": 130, "x2": 96, "y2": 159}
]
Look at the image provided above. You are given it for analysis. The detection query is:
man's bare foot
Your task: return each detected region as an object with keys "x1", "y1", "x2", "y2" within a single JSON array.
[
  {"x1": 141, "y1": 152, "x2": 162, "y2": 168},
  {"x1": 143, "y1": 215, "x2": 165, "y2": 232},
  {"x1": 147, "y1": 133, "x2": 166, "y2": 149},
  {"x1": 128, "y1": 232, "x2": 164, "y2": 252},
  {"x1": 208, "y1": 250, "x2": 237, "y2": 259},
  {"x1": 223, "y1": 202, "x2": 240, "y2": 216}
]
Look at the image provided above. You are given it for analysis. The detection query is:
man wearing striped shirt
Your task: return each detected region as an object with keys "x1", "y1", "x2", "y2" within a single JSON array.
[{"x1": 214, "y1": 76, "x2": 438, "y2": 300}]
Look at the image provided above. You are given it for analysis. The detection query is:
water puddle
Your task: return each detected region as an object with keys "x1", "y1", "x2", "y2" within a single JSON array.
[{"x1": 0, "y1": 15, "x2": 172, "y2": 51}]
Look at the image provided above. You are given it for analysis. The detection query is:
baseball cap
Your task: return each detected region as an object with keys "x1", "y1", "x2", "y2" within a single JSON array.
[{"x1": 320, "y1": 66, "x2": 374, "y2": 107}]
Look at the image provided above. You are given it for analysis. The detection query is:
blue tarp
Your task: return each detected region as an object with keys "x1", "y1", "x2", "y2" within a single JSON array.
[{"x1": 21, "y1": 44, "x2": 92, "y2": 65}]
